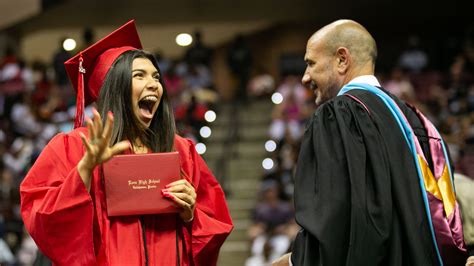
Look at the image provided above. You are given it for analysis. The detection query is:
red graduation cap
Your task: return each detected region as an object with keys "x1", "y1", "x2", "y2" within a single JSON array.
[{"x1": 64, "y1": 20, "x2": 142, "y2": 128}]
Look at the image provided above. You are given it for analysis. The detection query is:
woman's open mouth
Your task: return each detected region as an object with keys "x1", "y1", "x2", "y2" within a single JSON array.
[{"x1": 138, "y1": 95, "x2": 159, "y2": 121}]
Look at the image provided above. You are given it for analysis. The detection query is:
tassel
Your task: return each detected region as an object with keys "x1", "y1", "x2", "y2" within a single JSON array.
[{"x1": 74, "y1": 53, "x2": 86, "y2": 128}]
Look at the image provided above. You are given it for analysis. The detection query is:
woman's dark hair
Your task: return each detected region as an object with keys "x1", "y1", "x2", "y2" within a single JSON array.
[{"x1": 97, "y1": 50, "x2": 175, "y2": 152}]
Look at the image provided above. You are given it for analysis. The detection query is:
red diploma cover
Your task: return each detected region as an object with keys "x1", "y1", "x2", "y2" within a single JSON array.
[{"x1": 102, "y1": 152, "x2": 181, "y2": 216}]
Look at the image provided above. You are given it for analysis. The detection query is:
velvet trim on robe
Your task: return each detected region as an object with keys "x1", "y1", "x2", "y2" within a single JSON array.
[
  {"x1": 20, "y1": 128, "x2": 233, "y2": 265},
  {"x1": 291, "y1": 89, "x2": 444, "y2": 266}
]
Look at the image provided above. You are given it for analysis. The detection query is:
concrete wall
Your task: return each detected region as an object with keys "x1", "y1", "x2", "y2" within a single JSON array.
[{"x1": 19, "y1": 21, "x2": 273, "y2": 63}]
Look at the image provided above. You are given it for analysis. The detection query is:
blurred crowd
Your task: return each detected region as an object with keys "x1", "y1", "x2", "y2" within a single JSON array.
[
  {"x1": 0, "y1": 29, "x2": 222, "y2": 265},
  {"x1": 245, "y1": 34, "x2": 474, "y2": 265}
]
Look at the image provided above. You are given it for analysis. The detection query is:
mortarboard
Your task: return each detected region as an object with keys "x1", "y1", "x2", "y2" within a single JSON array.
[{"x1": 64, "y1": 20, "x2": 142, "y2": 128}]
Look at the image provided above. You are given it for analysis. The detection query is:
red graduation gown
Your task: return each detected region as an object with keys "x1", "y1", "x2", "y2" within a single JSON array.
[{"x1": 20, "y1": 127, "x2": 233, "y2": 265}]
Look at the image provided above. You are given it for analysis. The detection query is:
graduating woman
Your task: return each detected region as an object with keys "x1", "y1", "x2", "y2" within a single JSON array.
[{"x1": 20, "y1": 20, "x2": 233, "y2": 265}]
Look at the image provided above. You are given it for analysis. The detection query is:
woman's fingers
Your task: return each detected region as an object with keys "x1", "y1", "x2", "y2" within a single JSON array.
[
  {"x1": 166, "y1": 179, "x2": 194, "y2": 190},
  {"x1": 167, "y1": 192, "x2": 195, "y2": 206},
  {"x1": 86, "y1": 117, "x2": 95, "y2": 143},
  {"x1": 102, "y1": 112, "x2": 114, "y2": 147},
  {"x1": 79, "y1": 110, "x2": 130, "y2": 173},
  {"x1": 163, "y1": 179, "x2": 196, "y2": 206},
  {"x1": 109, "y1": 141, "x2": 131, "y2": 157},
  {"x1": 86, "y1": 109, "x2": 113, "y2": 150},
  {"x1": 86, "y1": 114, "x2": 102, "y2": 148},
  {"x1": 92, "y1": 108, "x2": 102, "y2": 140},
  {"x1": 162, "y1": 190, "x2": 195, "y2": 222},
  {"x1": 163, "y1": 192, "x2": 194, "y2": 209},
  {"x1": 162, "y1": 179, "x2": 196, "y2": 218},
  {"x1": 165, "y1": 183, "x2": 196, "y2": 200},
  {"x1": 79, "y1": 132, "x2": 94, "y2": 154}
]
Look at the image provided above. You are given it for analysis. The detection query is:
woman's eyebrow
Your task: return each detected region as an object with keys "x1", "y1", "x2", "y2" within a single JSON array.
[{"x1": 132, "y1": 69, "x2": 159, "y2": 75}]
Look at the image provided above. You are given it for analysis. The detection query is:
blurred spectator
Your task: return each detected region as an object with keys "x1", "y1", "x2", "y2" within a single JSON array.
[
  {"x1": 174, "y1": 95, "x2": 209, "y2": 142},
  {"x1": 16, "y1": 230, "x2": 38, "y2": 265},
  {"x1": 423, "y1": 80, "x2": 448, "y2": 126},
  {"x1": 0, "y1": 160, "x2": 21, "y2": 265},
  {"x1": 0, "y1": 236, "x2": 15, "y2": 265},
  {"x1": 0, "y1": 59, "x2": 23, "y2": 93},
  {"x1": 456, "y1": 138, "x2": 474, "y2": 181},
  {"x1": 247, "y1": 180, "x2": 294, "y2": 265},
  {"x1": 454, "y1": 137, "x2": 474, "y2": 256},
  {"x1": 31, "y1": 61, "x2": 52, "y2": 105},
  {"x1": 184, "y1": 63, "x2": 212, "y2": 92},
  {"x1": 19, "y1": 60, "x2": 35, "y2": 93},
  {"x1": 51, "y1": 38, "x2": 71, "y2": 87},
  {"x1": 269, "y1": 94, "x2": 304, "y2": 142},
  {"x1": 184, "y1": 31, "x2": 213, "y2": 67},
  {"x1": 227, "y1": 34, "x2": 253, "y2": 102},
  {"x1": 469, "y1": 84, "x2": 474, "y2": 113},
  {"x1": 454, "y1": 173, "x2": 474, "y2": 257},
  {"x1": 0, "y1": 162, "x2": 19, "y2": 203},
  {"x1": 0, "y1": 47, "x2": 18, "y2": 71},
  {"x1": 252, "y1": 180, "x2": 293, "y2": 229},
  {"x1": 247, "y1": 66, "x2": 275, "y2": 99},
  {"x1": 398, "y1": 35, "x2": 428, "y2": 73},
  {"x1": 154, "y1": 50, "x2": 171, "y2": 74},
  {"x1": 461, "y1": 36, "x2": 474, "y2": 78},
  {"x1": 268, "y1": 114, "x2": 299, "y2": 143},
  {"x1": 383, "y1": 67, "x2": 416, "y2": 102},
  {"x1": 163, "y1": 61, "x2": 184, "y2": 105},
  {"x1": 446, "y1": 56, "x2": 473, "y2": 116},
  {"x1": 3, "y1": 137, "x2": 34, "y2": 178},
  {"x1": 268, "y1": 75, "x2": 310, "y2": 142},
  {"x1": 245, "y1": 229, "x2": 291, "y2": 266},
  {"x1": 82, "y1": 27, "x2": 95, "y2": 49},
  {"x1": 0, "y1": 48, "x2": 29, "y2": 120},
  {"x1": 245, "y1": 235, "x2": 274, "y2": 266},
  {"x1": 276, "y1": 75, "x2": 307, "y2": 106},
  {"x1": 10, "y1": 93, "x2": 42, "y2": 137}
]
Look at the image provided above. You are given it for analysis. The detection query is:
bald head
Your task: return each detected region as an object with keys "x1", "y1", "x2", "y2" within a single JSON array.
[{"x1": 309, "y1": 19, "x2": 377, "y2": 69}]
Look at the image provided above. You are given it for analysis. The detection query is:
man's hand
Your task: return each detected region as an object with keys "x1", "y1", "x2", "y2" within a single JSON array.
[
  {"x1": 466, "y1": 255, "x2": 474, "y2": 266},
  {"x1": 272, "y1": 253, "x2": 291, "y2": 266}
]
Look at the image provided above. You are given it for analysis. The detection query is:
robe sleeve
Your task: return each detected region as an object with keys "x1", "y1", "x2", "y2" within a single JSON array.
[
  {"x1": 181, "y1": 138, "x2": 233, "y2": 266},
  {"x1": 20, "y1": 130, "x2": 96, "y2": 265},
  {"x1": 291, "y1": 97, "x2": 393, "y2": 265}
]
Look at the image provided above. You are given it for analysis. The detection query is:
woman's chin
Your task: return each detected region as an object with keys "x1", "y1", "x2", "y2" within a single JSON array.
[
  {"x1": 141, "y1": 119, "x2": 152, "y2": 128},
  {"x1": 135, "y1": 109, "x2": 155, "y2": 128},
  {"x1": 135, "y1": 115, "x2": 153, "y2": 128}
]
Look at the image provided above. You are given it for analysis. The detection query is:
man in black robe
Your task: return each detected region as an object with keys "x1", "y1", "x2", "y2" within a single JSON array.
[{"x1": 272, "y1": 19, "x2": 470, "y2": 265}]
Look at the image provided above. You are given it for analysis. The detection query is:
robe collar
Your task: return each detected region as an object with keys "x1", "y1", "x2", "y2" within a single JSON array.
[{"x1": 343, "y1": 75, "x2": 381, "y2": 90}]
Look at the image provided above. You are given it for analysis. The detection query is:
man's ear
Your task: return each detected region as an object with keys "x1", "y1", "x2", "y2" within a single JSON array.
[{"x1": 336, "y1": 47, "x2": 350, "y2": 74}]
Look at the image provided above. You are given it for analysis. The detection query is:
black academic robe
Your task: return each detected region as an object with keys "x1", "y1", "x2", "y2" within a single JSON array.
[{"x1": 291, "y1": 88, "x2": 462, "y2": 265}]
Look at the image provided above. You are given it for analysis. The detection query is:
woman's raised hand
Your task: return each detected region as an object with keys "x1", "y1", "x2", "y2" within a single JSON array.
[{"x1": 78, "y1": 108, "x2": 130, "y2": 191}]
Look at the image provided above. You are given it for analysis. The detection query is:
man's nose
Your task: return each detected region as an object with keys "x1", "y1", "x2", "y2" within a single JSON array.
[{"x1": 301, "y1": 72, "x2": 310, "y2": 87}]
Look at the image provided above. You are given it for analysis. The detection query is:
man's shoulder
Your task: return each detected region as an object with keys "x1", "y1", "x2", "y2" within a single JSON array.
[
  {"x1": 314, "y1": 92, "x2": 376, "y2": 116},
  {"x1": 336, "y1": 87, "x2": 405, "y2": 114},
  {"x1": 339, "y1": 87, "x2": 388, "y2": 103}
]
